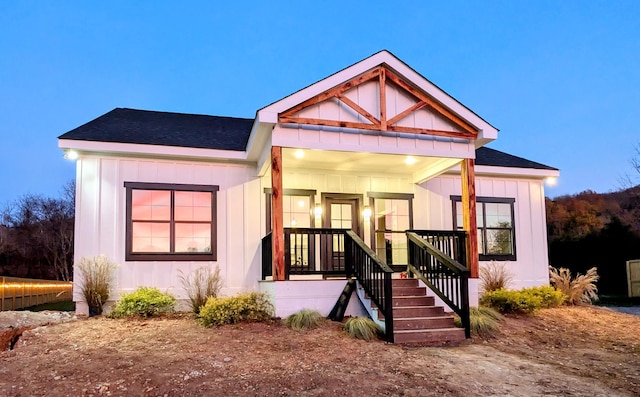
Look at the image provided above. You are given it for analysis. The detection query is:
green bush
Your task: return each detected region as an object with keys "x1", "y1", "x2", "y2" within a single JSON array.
[
  {"x1": 480, "y1": 285, "x2": 566, "y2": 314},
  {"x1": 344, "y1": 317, "x2": 383, "y2": 341},
  {"x1": 283, "y1": 309, "x2": 325, "y2": 330},
  {"x1": 109, "y1": 287, "x2": 176, "y2": 318},
  {"x1": 199, "y1": 292, "x2": 273, "y2": 327},
  {"x1": 525, "y1": 285, "x2": 566, "y2": 308},
  {"x1": 455, "y1": 306, "x2": 504, "y2": 336}
]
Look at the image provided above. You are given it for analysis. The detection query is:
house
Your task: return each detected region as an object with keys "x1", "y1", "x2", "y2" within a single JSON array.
[{"x1": 58, "y1": 50, "x2": 558, "y2": 343}]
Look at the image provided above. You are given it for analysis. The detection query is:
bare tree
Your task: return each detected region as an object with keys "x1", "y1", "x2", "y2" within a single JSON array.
[
  {"x1": 620, "y1": 143, "x2": 640, "y2": 189},
  {"x1": 0, "y1": 181, "x2": 75, "y2": 280}
]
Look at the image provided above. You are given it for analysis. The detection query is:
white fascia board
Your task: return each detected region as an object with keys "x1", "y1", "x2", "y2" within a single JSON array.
[
  {"x1": 445, "y1": 164, "x2": 560, "y2": 179},
  {"x1": 257, "y1": 50, "x2": 498, "y2": 137},
  {"x1": 246, "y1": 121, "x2": 273, "y2": 162},
  {"x1": 58, "y1": 139, "x2": 249, "y2": 162}
]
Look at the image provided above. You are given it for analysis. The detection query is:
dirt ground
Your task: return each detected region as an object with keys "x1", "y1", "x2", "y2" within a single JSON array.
[{"x1": 1, "y1": 306, "x2": 638, "y2": 397}]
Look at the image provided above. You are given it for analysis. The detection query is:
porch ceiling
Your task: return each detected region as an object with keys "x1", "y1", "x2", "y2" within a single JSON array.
[{"x1": 281, "y1": 148, "x2": 462, "y2": 183}]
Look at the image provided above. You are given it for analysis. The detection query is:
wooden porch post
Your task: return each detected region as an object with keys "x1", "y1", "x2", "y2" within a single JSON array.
[
  {"x1": 461, "y1": 158, "x2": 479, "y2": 278},
  {"x1": 271, "y1": 146, "x2": 285, "y2": 281}
]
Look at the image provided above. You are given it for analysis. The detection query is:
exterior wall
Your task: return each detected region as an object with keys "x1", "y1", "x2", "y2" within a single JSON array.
[
  {"x1": 259, "y1": 280, "x2": 368, "y2": 318},
  {"x1": 73, "y1": 155, "x2": 264, "y2": 313},
  {"x1": 419, "y1": 173, "x2": 551, "y2": 297},
  {"x1": 269, "y1": 167, "x2": 415, "y2": 247}
]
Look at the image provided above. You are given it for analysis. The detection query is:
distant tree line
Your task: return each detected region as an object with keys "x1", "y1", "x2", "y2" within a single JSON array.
[
  {"x1": 0, "y1": 181, "x2": 75, "y2": 281},
  {"x1": 546, "y1": 185, "x2": 640, "y2": 295}
]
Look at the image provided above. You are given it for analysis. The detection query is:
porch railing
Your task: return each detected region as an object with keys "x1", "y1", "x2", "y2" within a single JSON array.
[
  {"x1": 285, "y1": 228, "x2": 349, "y2": 277},
  {"x1": 345, "y1": 230, "x2": 394, "y2": 342},
  {"x1": 406, "y1": 231, "x2": 471, "y2": 338},
  {"x1": 409, "y1": 230, "x2": 467, "y2": 268},
  {"x1": 261, "y1": 232, "x2": 273, "y2": 279}
]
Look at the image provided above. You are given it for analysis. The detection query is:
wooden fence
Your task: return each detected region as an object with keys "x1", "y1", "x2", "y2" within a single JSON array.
[
  {"x1": 1, "y1": 277, "x2": 73, "y2": 311},
  {"x1": 628, "y1": 260, "x2": 640, "y2": 298}
]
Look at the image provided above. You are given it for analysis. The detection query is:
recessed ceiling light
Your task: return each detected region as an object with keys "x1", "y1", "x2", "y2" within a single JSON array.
[
  {"x1": 404, "y1": 156, "x2": 417, "y2": 165},
  {"x1": 294, "y1": 149, "x2": 304, "y2": 159}
]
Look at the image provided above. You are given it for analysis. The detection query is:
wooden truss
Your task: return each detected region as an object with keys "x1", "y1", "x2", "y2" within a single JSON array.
[{"x1": 278, "y1": 66, "x2": 478, "y2": 139}]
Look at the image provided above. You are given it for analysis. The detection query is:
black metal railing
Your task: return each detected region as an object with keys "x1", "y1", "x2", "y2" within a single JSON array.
[
  {"x1": 406, "y1": 231, "x2": 471, "y2": 338},
  {"x1": 284, "y1": 228, "x2": 349, "y2": 277},
  {"x1": 409, "y1": 230, "x2": 467, "y2": 268},
  {"x1": 345, "y1": 230, "x2": 394, "y2": 342},
  {"x1": 261, "y1": 232, "x2": 272, "y2": 279}
]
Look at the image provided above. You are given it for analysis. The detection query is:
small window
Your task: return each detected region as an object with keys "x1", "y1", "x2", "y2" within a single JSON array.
[
  {"x1": 125, "y1": 182, "x2": 218, "y2": 261},
  {"x1": 451, "y1": 196, "x2": 516, "y2": 261}
]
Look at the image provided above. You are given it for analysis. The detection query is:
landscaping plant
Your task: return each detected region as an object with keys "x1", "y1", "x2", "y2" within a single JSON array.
[
  {"x1": 480, "y1": 261, "x2": 513, "y2": 293},
  {"x1": 76, "y1": 255, "x2": 118, "y2": 316},
  {"x1": 199, "y1": 292, "x2": 273, "y2": 327},
  {"x1": 179, "y1": 266, "x2": 223, "y2": 314},
  {"x1": 343, "y1": 317, "x2": 383, "y2": 341},
  {"x1": 283, "y1": 309, "x2": 325, "y2": 330},
  {"x1": 549, "y1": 266, "x2": 599, "y2": 305},
  {"x1": 480, "y1": 286, "x2": 565, "y2": 314},
  {"x1": 455, "y1": 306, "x2": 504, "y2": 337},
  {"x1": 109, "y1": 287, "x2": 176, "y2": 318}
]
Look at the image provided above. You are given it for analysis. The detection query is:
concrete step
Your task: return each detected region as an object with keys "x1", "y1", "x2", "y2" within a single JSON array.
[
  {"x1": 393, "y1": 315, "x2": 457, "y2": 330},
  {"x1": 394, "y1": 327, "x2": 466, "y2": 345},
  {"x1": 392, "y1": 295, "x2": 435, "y2": 307}
]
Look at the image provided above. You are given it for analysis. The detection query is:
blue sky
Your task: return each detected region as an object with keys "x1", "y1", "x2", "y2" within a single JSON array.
[{"x1": 1, "y1": 1, "x2": 639, "y2": 205}]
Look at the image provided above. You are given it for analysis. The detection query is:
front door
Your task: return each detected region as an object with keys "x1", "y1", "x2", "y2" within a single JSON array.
[{"x1": 322, "y1": 194, "x2": 363, "y2": 272}]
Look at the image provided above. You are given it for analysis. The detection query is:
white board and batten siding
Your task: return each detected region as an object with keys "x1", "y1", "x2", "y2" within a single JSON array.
[
  {"x1": 420, "y1": 173, "x2": 551, "y2": 291},
  {"x1": 73, "y1": 155, "x2": 264, "y2": 312}
]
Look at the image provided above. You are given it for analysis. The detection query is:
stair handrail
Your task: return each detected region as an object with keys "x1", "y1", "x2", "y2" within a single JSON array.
[
  {"x1": 406, "y1": 232, "x2": 471, "y2": 338},
  {"x1": 344, "y1": 230, "x2": 394, "y2": 342}
]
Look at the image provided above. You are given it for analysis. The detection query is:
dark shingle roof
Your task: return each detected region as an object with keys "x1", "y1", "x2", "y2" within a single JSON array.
[
  {"x1": 476, "y1": 147, "x2": 557, "y2": 171},
  {"x1": 59, "y1": 108, "x2": 556, "y2": 171},
  {"x1": 58, "y1": 108, "x2": 254, "y2": 151}
]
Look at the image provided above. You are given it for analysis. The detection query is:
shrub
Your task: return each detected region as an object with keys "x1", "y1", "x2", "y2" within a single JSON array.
[
  {"x1": 76, "y1": 255, "x2": 118, "y2": 316},
  {"x1": 179, "y1": 266, "x2": 223, "y2": 314},
  {"x1": 549, "y1": 266, "x2": 599, "y2": 305},
  {"x1": 109, "y1": 287, "x2": 176, "y2": 318},
  {"x1": 283, "y1": 309, "x2": 325, "y2": 330},
  {"x1": 343, "y1": 317, "x2": 383, "y2": 341},
  {"x1": 480, "y1": 286, "x2": 566, "y2": 314},
  {"x1": 455, "y1": 306, "x2": 504, "y2": 336},
  {"x1": 526, "y1": 285, "x2": 566, "y2": 308},
  {"x1": 480, "y1": 261, "x2": 513, "y2": 293},
  {"x1": 199, "y1": 292, "x2": 273, "y2": 327}
]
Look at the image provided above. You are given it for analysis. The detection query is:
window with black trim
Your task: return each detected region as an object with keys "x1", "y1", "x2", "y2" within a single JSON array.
[
  {"x1": 369, "y1": 192, "x2": 414, "y2": 266},
  {"x1": 451, "y1": 196, "x2": 516, "y2": 261},
  {"x1": 125, "y1": 182, "x2": 218, "y2": 261}
]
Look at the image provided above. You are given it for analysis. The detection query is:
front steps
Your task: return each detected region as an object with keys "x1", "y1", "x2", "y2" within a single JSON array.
[{"x1": 385, "y1": 279, "x2": 466, "y2": 345}]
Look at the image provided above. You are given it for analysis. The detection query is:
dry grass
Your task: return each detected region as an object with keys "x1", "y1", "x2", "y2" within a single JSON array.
[
  {"x1": 480, "y1": 261, "x2": 513, "y2": 293},
  {"x1": 283, "y1": 309, "x2": 325, "y2": 330},
  {"x1": 343, "y1": 317, "x2": 383, "y2": 341},
  {"x1": 76, "y1": 255, "x2": 118, "y2": 315},
  {"x1": 179, "y1": 266, "x2": 223, "y2": 314},
  {"x1": 549, "y1": 266, "x2": 599, "y2": 305}
]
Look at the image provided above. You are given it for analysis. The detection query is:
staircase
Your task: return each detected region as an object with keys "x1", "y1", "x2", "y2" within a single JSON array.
[{"x1": 384, "y1": 278, "x2": 465, "y2": 345}]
